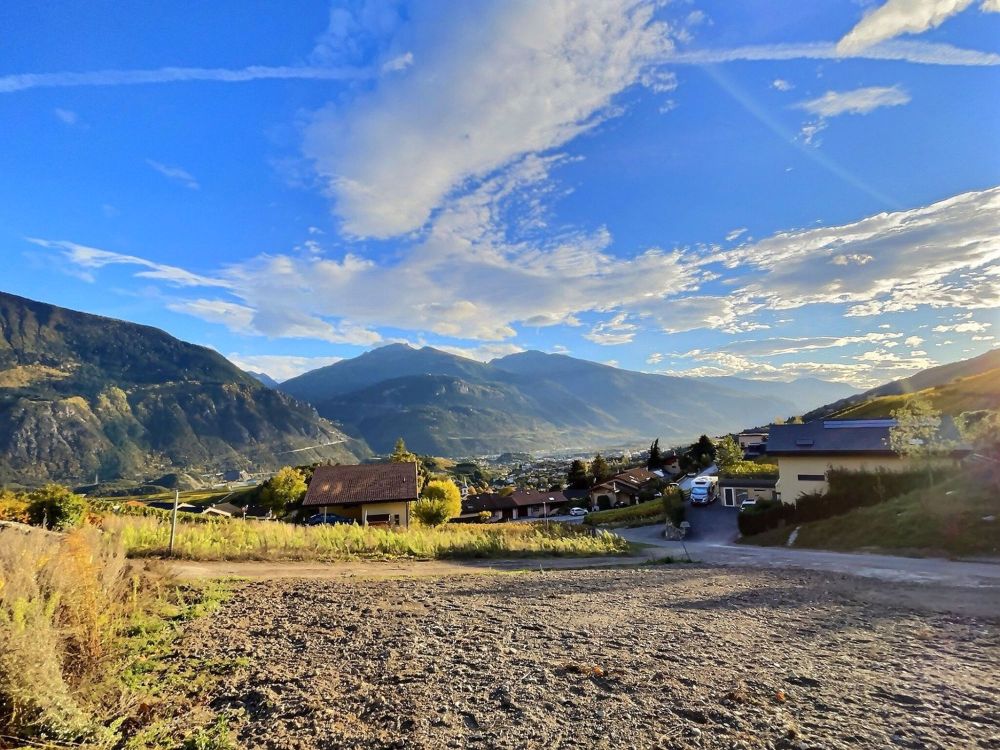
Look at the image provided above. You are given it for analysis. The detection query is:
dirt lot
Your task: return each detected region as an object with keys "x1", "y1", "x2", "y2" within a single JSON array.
[{"x1": 181, "y1": 566, "x2": 1000, "y2": 749}]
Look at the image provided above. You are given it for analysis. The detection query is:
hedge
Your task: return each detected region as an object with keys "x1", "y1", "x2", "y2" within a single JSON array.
[{"x1": 738, "y1": 467, "x2": 938, "y2": 537}]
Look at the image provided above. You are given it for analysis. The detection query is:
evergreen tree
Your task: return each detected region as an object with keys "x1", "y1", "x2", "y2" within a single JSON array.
[
  {"x1": 647, "y1": 438, "x2": 662, "y2": 470},
  {"x1": 566, "y1": 459, "x2": 590, "y2": 489}
]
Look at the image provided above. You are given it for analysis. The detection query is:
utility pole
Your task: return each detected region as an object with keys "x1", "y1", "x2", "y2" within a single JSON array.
[{"x1": 168, "y1": 488, "x2": 179, "y2": 556}]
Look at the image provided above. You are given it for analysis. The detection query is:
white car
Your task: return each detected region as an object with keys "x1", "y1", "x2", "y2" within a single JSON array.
[
  {"x1": 569, "y1": 507, "x2": 588, "y2": 517},
  {"x1": 739, "y1": 499, "x2": 757, "y2": 512}
]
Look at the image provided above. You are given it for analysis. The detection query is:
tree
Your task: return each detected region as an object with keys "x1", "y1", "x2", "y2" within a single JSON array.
[
  {"x1": 390, "y1": 437, "x2": 427, "y2": 491},
  {"x1": 260, "y1": 466, "x2": 307, "y2": 517},
  {"x1": 958, "y1": 409, "x2": 1000, "y2": 490},
  {"x1": 715, "y1": 435, "x2": 743, "y2": 471},
  {"x1": 566, "y1": 459, "x2": 590, "y2": 489},
  {"x1": 694, "y1": 435, "x2": 716, "y2": 467},
  {"x1": 647, "y1": 439, "x2": 662, "y2": 471},
  {"x1": 890, "y1": 396, "x2": 948, "y2": 482},
  {"x1": 590, "y1": 453, "x2": 611, "y2": 483},
  {"x1": 413, "y1": 479, "x2": 462, "y2": 526},
  {"x1": 26, "y1": 484, "x2": 88, "y2": 530}
]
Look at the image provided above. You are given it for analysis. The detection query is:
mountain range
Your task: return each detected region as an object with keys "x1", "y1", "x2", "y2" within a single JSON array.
[
  {"x1": 279, "y1": 344, "x2": 861, "y2": 455},
  {"x1": 0, "y1": 291, "x2": 365, "y2": 485}
]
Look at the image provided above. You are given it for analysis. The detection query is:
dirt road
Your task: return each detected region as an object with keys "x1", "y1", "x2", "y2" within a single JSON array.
[{"x1": 180, "y1": 566, "x2": 1000, "y2": 749}]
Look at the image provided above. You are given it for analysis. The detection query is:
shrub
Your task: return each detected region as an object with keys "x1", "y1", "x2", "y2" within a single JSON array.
[
  {"x1": 662, "y1": 488, "x2": 686, "y2": 527},
  {"x1": 0, "y1": 525, "x2": 134, "y2": 742},
  {"x1": 739, "y1": 467, "x2": 941, "y2": 537},
  {"x1": 0, "y1": 488, "x2": 29, "y2": 522},
  {"x1": 414, "y1": 479, "x2": 462, "y2": 526},
  {"x1": 720, "y1": 461, "x2": 778, "y2": 478},
  {"x1": 737, "y1": 498, "x2": 790, "y2": 536},
  {"x1": 26, "y1": 484, "x2": 88, "y2": 530}
]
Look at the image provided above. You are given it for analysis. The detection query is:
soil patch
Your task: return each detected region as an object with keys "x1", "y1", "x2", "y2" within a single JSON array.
[{"x1": 181, "y1": 567, "x2": 1000, "y2": 749}]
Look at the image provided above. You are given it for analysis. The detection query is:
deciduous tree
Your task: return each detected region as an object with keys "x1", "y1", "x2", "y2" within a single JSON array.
[
  {"x1": 590, "y1": 453, "x2": 611, "y2": 483},
  {"x1": 413, "y1": 478, "x2": 463, "y2": 526},
  {"x1": 260, "y1": 466, "x2": 307, "y2": 517},
  {"x1": 890, "y1": 396, "x2": 948, "y2": 482}
]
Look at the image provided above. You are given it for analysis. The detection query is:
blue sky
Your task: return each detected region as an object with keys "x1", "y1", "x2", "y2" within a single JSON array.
[{"x1": 2, "y1": 0, "x2": 998, "y2": 385}]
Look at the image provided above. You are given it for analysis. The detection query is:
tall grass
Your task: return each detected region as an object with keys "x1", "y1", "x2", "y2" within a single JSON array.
[
  {"x1": 106, "y1": 516, "x2": 630, "y2": 560},
  {"x1": 0, "y1": 525, "x2": 139, "y2": 743}
]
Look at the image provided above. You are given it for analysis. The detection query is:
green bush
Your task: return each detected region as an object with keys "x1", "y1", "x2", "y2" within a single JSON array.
[
  {"x1": 739, "y1": 468, "x2": 942, "y2": 537},
  {"x1": 26, "y1": 485, "x2": 88, "y2": 530},
  {"x1": 412, "y1": 498, "x2": 452, "y2": 526},
  {"x1": 661, "y1": 488, "x2": 686, "y2": 527},
  {"x1": 737, "y1": 498, "x2": 790, "y2": 536}
]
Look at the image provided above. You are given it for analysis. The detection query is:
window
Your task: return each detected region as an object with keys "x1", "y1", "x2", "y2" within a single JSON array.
[{"x1": 797, "y1": 474, "x2": 825, "y2": 481}]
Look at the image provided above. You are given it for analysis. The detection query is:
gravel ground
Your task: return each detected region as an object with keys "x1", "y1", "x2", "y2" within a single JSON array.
[{"x1": 181, "y1": 566, "x2": 1000, "y2": 749}]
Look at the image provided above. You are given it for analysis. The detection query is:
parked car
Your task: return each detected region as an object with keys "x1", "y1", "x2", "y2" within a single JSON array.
[
  {"x1": 569, "y1": 507, "x2": 588, "y2": 517},
  {"x1": 305, "y1": 513, "x2": 353, "y2": 525},
  {"x1": 613, "y1": 500, "x2": 628, "y2": 508},
  {"x1": 739, "y1": 499, "x2": 757, "y2": 512}
]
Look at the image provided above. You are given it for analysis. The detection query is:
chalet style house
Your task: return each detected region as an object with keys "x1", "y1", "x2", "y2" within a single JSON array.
[
  {"x1": 302, "y1": 462, "x2": 419, "y2": 528},
  {"x1": 766, "y1": 418, "x2": 969, "y2": 503},
  {"x1": 589, "y1": 467, "x2": 661, "y2": 509}
]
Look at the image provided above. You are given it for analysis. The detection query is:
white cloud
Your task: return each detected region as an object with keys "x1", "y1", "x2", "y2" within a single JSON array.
[
  {"x1": 904, "y1": 335, "x2": 924, "y2": 346},
  {"x1": 725, "y1": 227, "x2": 747, "y2": 242},
  {"x1": 669, "y1": 346, "x2": 938, "y2": 388},
  {"x1": 53, "y1": 108, "x2": 78, "y2": 125},
  {"x1": 584, "y1": 313, "x2": 638, "y2": 345},
  {"x1": 646, "y1": 352, "x2": 665, "y2": 365},
  {"x1": 771, "y1": 79, "x2": 793, "y2": 91},
  {"x1": 836, "y1": 0, "x2": 999, "y2": 55},
  {"x1": 27, "y1": 238, "x2": 227, "y2": 288},
  {"x1": 799, "y1": 120, "x2": 827, "y2": 146},
  {"x1": 434, "y1": 342, "x2": 526, "y2": 362},
  {"x1": 146, "y1": 159, "x2": 200, "y2": 190},
  {"x1": 662, "y1": 39, "x2": 1000, "y2": 66},
  {"x1": 0, "y1": 64, "x2": 364, "y2": 94},
  {"x1": 303, "y1": 0, "x2": 675, "y2": 238},
  {"x1": 603, "y1": 359, "x2": 620, "y2": 368},
  {"x1": 795, "y1": 85, "x2": 911, "y2": 118},
  {"x1": 724, "y1": 186, "x2": 1000, "y2": 319},
  {"x1": 971, "y1": 335, "x2": 996, "y2": 341},
  {"x1": 719, "y1": 332, "x2": 902, "y2": 356},
  {"x1": 225, "y1": 353, "x2": 344, "y2": 382},
  {"x1": 932, "y1": 321, "x2": 992, "y2": 333}
]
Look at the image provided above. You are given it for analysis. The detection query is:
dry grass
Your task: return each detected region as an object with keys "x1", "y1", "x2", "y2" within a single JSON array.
[
  {"x1": 106, "y1": 515, "x2": 630, "y2": 561},
  {"x1": 0, "y1": 526, "x2": 135, "y2": 743}
]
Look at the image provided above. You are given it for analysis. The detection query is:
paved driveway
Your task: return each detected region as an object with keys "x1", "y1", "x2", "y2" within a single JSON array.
[{"x1": 619, "y1": 523, "x2": 1000, "y2": 590}]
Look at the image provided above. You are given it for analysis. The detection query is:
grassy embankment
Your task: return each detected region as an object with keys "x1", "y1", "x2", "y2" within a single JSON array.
[
  {"x1": 108, "y1": 515, "x2": 631, "y2": 560},
  {"x1": 829, "y1": 367, "x2": 1000, "y2": 419},
  {"x1": 583, "y1": 498, "x2": 665, "y2": 527},
  {"x1": 741, "y1": 475, "x2": 1000, "y2": 557},
  {"x1": 0, "y1": 524, "x2": 240, "y2": 749}
]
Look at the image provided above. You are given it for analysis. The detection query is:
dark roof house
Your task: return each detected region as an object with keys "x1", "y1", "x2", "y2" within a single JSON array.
[
  {"x1": 766, "y1": 418, "x2": 968, "y2": 457},
  {"x1": 303, "y1": 463, "x2": 419, "y2": 507}
]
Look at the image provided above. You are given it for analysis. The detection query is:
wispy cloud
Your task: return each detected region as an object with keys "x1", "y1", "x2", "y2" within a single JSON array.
[
  {"x1": 662, "y1": 39, "x2": 1000, "y2": 66},
  {"x1": 0, "y1": 64, "x2": 365, "y2": 94},
  {"x1": 53, "y1": 108, "x2": 78, "y2": 125},
  {"x1": 837, "y1": 0, "x2": 1000, "y2": 55},
  {"x1": 146, "y1": 159, "x2": 200, "y2": 190},
  {"x1": 26, "y1": 238, "x2": 227, "y2": 287},
  {"x1": 795, "y1": 85, "x2": 911, "y2": 117},
  {"x1": 305, "y1": 0, "x2": 676, "y2": 239}
]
